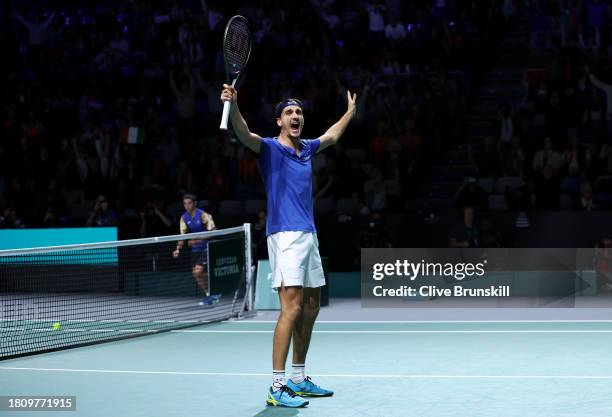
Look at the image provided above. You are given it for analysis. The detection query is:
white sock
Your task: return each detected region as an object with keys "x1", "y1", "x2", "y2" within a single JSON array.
[
  {"x1": 291, "y1": 363, "x2": 305, "y2": 384},
  {"x1": 272, "y1": 370, "x2": 285, "y2": 391}
]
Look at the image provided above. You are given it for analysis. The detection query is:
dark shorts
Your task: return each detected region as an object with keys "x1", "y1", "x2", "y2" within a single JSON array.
[{"x1": 190, "y1": 250, "x2": 208, "y2": 268}]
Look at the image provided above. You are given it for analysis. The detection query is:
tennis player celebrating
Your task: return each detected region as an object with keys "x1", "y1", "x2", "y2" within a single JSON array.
[{"x1": 220, "y1": 84, "x2": 356, "y2": 407}]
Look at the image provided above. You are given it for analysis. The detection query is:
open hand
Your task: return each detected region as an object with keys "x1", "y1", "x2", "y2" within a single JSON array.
[{"x1": 347, "y1": 90, "x2": 357, "y2": 114}]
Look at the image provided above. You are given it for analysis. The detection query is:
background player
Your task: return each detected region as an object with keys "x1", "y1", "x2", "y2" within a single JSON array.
[{"x1": 172, "y1": 193, "x2": 219, "y2": 305}]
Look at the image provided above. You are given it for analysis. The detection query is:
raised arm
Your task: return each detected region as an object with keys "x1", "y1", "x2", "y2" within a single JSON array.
[
  {"x1": 15, "y1": 13, "x2": 32, "y2": 30},
  {"x1": 43, "y1": 12, "x2": 55, "y2": 28},
  {"x1": 220, "y1": 84, "x2": 262, "y2": 153},
  {"x1": 589, "y1": 72, "x2": 612, "y2": 93},
  {"x1": 154, "y1": 204, "x2": 172, "y2": 227},
  {"x1": 585, "y1": 65, "x2": 612, "y2": 96},
  {"x1": 318, "y1": 90, "x2": 357, "y2": 152}
]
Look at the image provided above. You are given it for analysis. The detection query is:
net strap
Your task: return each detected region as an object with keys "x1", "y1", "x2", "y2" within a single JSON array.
[{"x1": 0, "y1": 225, "x2": 246, "y2": 257}]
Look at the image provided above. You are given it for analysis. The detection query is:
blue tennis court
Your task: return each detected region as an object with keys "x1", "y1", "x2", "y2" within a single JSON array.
[{"x1": 3, "y1": 312, "x2": 612, "y2": 417}]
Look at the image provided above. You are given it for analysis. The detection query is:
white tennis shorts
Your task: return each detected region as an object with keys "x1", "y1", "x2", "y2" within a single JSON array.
[{"x1": 267, "y1": 231, "x2": 326, "y2": 290}]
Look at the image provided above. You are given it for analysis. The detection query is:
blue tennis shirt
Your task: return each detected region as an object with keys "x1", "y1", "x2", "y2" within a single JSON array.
[
  {"x1": 258, "y1": 137, "x2": 320, "y2": 236},
  {"x1": 180, "y1": 208, "x2": 214, "y2": 252}
]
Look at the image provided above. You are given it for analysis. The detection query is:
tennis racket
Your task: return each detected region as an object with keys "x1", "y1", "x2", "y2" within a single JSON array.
[{"x1": 219, "y1": 15, "x2": 252, "y2": 130}]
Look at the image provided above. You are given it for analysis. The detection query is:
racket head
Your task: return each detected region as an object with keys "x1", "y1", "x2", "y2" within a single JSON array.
[{"x1": 222, "y1": 15, "x2": 252, "y2": 80}]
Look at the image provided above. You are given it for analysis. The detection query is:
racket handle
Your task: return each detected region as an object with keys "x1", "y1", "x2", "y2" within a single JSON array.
[
  {"x1": 220, "y1": 100, "x2": 231, "y2": 130},
  {"x1": 220, "y1": 79, "x2": 237, "y2": 131}
]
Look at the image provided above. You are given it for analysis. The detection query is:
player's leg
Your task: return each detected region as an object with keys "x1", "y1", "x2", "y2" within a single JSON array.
[
  {"x1": 286, "y1": 233, "x2": 333, "y2": 397},
  {"x1": 291, "y1": 287, "x2": 320, "y2": 366},
  {"x1": 191, "y1": 253, "x2": 219, "y2": 305},
  {"x1": 273, "y1": 285, "x2": 304, "y2": 371},
  {"x1": 189, "y1": 251, "x2": 208, "y2": 292},
  {"x1": 192, "y1": 264, "x2": 208, "y2": 293},
  {"x1": 266, "y1": 284, "x2": 309, "y2": 407},
  {"x1": 266, "y1": 231, "x2": 309, "y2": 407}
]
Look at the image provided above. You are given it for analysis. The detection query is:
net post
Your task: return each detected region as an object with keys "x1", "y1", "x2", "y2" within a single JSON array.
[{"x1": 243, "y1": 222, "x2": 254, "y2": 313}]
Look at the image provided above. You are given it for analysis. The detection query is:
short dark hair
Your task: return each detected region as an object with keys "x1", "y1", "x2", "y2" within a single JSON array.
[
  {"x1": 274, "y1": 98, "x2": 303, "y2": 118},
  {"x1": 182, "y1": 193, "x2": 197, "y2": 202}
]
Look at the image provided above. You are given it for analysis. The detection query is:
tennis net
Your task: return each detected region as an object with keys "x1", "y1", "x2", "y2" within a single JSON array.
[{"x1": 0, "y1": 224, "x2": 254, "y2": 360}]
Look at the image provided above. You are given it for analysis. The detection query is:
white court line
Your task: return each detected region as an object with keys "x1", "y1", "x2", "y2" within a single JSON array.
[
  {"x1": 1, "y1": 367, "x2": 612, "y2": 380},
  {"x1": 0, "y1": 319, "x2": 205, "y2": 324},
  {"x1": 228, "y1": 319, "x2": 612, "y2": 323},
  {"x1": 7, "y1": 329, "x2": 612, "y2": 334},
  {"x1": 3, "y1": 328, "x2": 159, "y2": 334},
  {"x1": 170, "y1": 329, "x2": 612, "y2": 334}
]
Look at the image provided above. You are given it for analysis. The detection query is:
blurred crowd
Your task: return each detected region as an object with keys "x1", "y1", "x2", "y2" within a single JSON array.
[
  {"x1": 0, "y1": 0, "x2": 507, "y2": 244},
  {"x1": 472, "y1": 0, "x2": 612, "y2": 214}
]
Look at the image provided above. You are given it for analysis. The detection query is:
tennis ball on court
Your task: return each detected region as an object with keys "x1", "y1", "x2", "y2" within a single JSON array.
[{"x1": 52, "y1": 322, "x2": 61, "y2": 331}]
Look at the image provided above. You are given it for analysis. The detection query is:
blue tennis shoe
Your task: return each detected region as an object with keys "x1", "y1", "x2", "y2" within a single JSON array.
[
  {"x1": 199, "y1": 294, "x2": 221, "y2": 306},
  {"x1": 286, "y1": 376, "x2": 334, "y2": 397},
  {"x1": 266, "y1": 385, "x2": 309, "y2": 407}
]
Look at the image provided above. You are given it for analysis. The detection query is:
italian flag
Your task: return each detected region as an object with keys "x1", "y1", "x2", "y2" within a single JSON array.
[{"x1": 120, "y1": 127, "x2": 145, "y2": 144}]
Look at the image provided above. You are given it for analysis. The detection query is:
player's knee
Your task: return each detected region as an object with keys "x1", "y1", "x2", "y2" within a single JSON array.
[
  {"x1": 282, "y1": 303, "x2": 303, "y2": 322},
  {"x1": 305, "y1": 303, "x2": 320, "y2": 320}
]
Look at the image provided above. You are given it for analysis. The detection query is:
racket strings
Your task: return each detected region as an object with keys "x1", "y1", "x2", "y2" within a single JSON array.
[{"x1": 224, "y1": 19, "x2": 251, "y2": 71}]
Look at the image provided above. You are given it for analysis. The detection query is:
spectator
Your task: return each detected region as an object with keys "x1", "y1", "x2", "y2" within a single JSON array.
[
  {"x1": 365, "y1": 1, "x2": 386, "y2": 45},
  {"x1": 170, "y1": 69, "x2": 196, "y2": 134},
  {"x1": 369, "y1": 122, "x2": 390, "y2": 162},
  {"x1": 139, "y1": 202, "x2": 172, "y2": 237},
  {"x1": 86, "y1": 194, "x2": 118, "y2": 227},
  {"x1": 496, "y1": 103, "x2": 514, "y2": 146},
  {"x1": 545, "y1": 91, "x2": 567, "y2": 141},
  {"x1": 599, "y1": 142, "x2": 612, "y2": 174},
  {"x1": 563, "y1": 136, "x2": 591, "y2": 175},
  {"x1": 14, "y1": 11, "x2": 55, "y2": 47},
  {"x1": 449, "y1": 206, "x2": 480, "y2": 248},
  {"x1": 363, "y1": 164, "x2": 387, "y2": 211},
  {"x1": 454, "y1": 178, "x2": 487, "y2": 209},
  {"x1": 398, "y1": 119, "x2": 423, "y2": 155},
  {"x1": 176, "y1": 161, "x2": 194, "y2": 194},
  {"x1": 578, "y1": 181, "x2": 598, "y2": 211},
  {"x1": 581, "y1": 90, "x2": 606, "y2": 130},
  {"x1": 207, "y1": 157, "x2": 229, "y2": 200},
  {"x1": 529, "y1": 0, "x2": 550, "y2": 49},
  {"x1": 42, "y1": 180, "x2": 68, "y2": 227},
  {"x1": 384, "y1": 15, "x2": 406, "y2": 44},
  {"x1": 360, "y1": 211, "x2": 391, "y2": 248},
  {"x1": 501, "y1": 136, "x2": 526, "y2": 177},
  {"x1": 0, "y1": 207, "x2": 25, "y2": 229},
  {"x1": 501, "y1": 0, "x2": 517, "y2": 19},
  {"x1": 532, "y1": 137, "x2": 563, "y2": 173},
  {"x1": 180, "y1": 30, "x2": 204, "y2": 69},
  {"x1": 585, "y1": 66, "x2": 612, "y2": 124}
]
